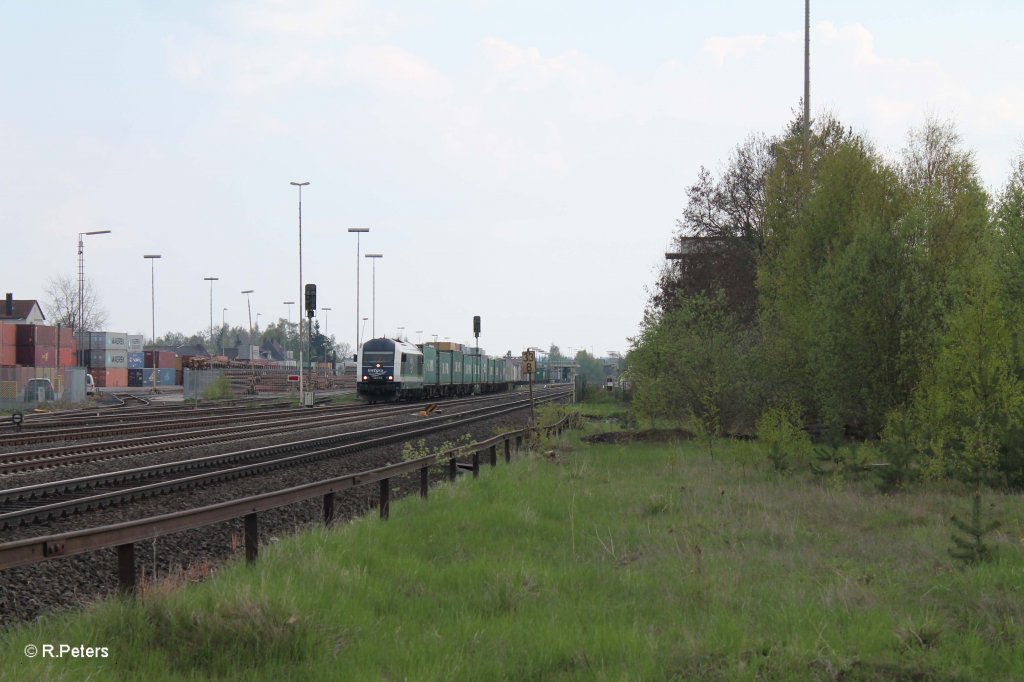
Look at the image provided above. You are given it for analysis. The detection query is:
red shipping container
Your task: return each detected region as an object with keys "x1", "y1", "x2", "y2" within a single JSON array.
[
  {"x1": 0, "y1": 346, "x2": 14, "y2": 366},
  {"x1": 0, "y1": 324, "x2": 15, "y2": 346},
  {"x1": 92, "y1": 368, "x2": 128, "y2": 388},
  {"x1": 158, "y1": 351, "x2": 176, "y2": 368},
  {"x1": 58, "y1": 349, "x2": 76, "y2": 367},
  {"x1": 16, "y1": 345, "x2": 56, "y2": 367},
  {"x1": 57, "y1": 327, "x2": 75, "y2": 349},
  {"x1": 144, "y1": 351, "x2": 155, "y2": 368},
  {"x1": 16, "y1": 324, "x2": 58, "y2": 347}
]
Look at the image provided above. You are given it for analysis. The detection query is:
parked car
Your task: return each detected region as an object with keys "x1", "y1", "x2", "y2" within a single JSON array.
[
  {"x1": 85, "y1": 373, "x2": 95, "y2": 396},
  {"x1": 24, "y1": 378, "x2": 55, "y2": 402}
]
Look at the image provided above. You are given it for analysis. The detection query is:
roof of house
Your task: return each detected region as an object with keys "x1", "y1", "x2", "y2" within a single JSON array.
[{"x1": 0, "y1": 299, "x2": 45, "y2": 321}]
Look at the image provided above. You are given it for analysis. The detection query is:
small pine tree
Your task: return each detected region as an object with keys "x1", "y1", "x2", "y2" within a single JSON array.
[{"x1": 949, "y1": 490, "x2": 1001, "y2": 566}]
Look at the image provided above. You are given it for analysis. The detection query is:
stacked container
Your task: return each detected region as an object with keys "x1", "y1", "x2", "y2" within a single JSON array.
[
  {"x1": 15, "y1": 325, "x2": 57, "y2": 368},
  {"x1": 82, "y1": 331, "x2": 129, "y2": 387},
  {"x1": 0, "y1": 324, "x2": 16, "y2": 366}
]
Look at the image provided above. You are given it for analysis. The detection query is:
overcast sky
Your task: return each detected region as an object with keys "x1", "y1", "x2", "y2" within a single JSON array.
[{"x1": 2, "y1": 1, "x2": 1022, "y2": 358}]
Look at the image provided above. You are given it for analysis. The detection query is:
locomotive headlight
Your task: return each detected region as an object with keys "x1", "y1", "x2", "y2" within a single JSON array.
[
  {"x1": 362, "y1": 375, "x2": 368, "y2": 381},
  {"x1": 388, "y1": 375, "x2": 394, "y2": 381},
  {"x1": 375, "y1": 363, "x2": 381, "y2": 368}
]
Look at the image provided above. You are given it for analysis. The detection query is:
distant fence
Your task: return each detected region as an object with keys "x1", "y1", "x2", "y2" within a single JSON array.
[
  {"x1": 183, "y1": 367, "x2": 354, "y2": 400},
  {"x1": 0, "y1": 366, "x2": 87, "y2": 411}
]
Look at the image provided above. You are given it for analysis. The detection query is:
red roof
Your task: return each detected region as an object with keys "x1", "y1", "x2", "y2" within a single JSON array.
[{"x1": 0, "y1": 299, "x2": 44, "y2": 321}]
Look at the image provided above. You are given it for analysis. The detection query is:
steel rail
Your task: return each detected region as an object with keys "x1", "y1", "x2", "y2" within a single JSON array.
[
  {"x1": 0, "y1": 391, "x2": 569, "y2": 529},
  {"x1": 0, "y1": 392, "x2": 531, "y2": 474},
  {"x1": 0, "y1": 413, "x2": 576, "y2": 578}
]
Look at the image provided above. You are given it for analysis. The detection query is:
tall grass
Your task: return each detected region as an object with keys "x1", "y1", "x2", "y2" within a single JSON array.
[{"x1": 1, "y1": 432, "x2": 1022, "y2": 680}]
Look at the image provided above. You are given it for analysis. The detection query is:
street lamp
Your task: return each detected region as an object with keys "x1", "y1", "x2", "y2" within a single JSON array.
[
  {"x1": 364, "y1": 253, "x2": 383, "y2": 339},
  {"x1": 143, "y1": 254, "x2": 161, "y2": 392},
  {"x1": 291, "y1": 181, "x2": 310, "y2": 400},
  {"x1": 256, "y1": 313, "x2": 262, "y2": 331},
  {"x1": 77, "y1": 230, "x2": 111, "y2": 333},
  {"x1": 416, "y1": 330, "x2": 423, "y2": 344},
  {"x1": 348, "y1": 227, "x2": 369, "y2": 349},
  {"x1": 204, "y1": 277, "x2": 218, "y2": 355}
]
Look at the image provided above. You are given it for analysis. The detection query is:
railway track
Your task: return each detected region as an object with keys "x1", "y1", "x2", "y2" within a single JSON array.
[
  {"x1": 0, "y1": 390, "x2": 569, "y2": 529},
  {"x1": 0, "y1": 393, "x2": 526, "y2": 475}
]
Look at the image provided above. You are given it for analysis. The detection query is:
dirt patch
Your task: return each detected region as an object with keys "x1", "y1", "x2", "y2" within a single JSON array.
[{"x1": 582, "y1": 429, "x2": 694, "y2": 444}]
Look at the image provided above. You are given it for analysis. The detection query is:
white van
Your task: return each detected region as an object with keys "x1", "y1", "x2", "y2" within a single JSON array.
[{"x1": 85, "y1": 373, "x2": 96, "y2": 396}]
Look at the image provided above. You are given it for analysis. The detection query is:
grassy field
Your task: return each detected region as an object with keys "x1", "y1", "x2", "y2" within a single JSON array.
[{"x1": 2, "y1": 411, "x2": 1023, "y2": 680}]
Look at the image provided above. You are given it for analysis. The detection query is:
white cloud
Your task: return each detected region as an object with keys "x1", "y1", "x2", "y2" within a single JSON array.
[{"x1": 342, "y1": 45, "x2": 452, "y2": 99}]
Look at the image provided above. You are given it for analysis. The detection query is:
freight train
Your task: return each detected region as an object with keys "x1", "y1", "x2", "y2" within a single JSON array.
[{"x1": 356, "y1": 337, "x2": 521, "y2": 402}]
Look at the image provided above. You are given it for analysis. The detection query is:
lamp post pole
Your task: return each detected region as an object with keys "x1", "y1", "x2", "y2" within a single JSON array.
[
  {"x1": 77, "y1": 230, "x2": 111, "y2": 333},
  {"x1": 416, "y1": 330, "x2": 423, "y2": 344},
  {"x1": 204, "y1": 277, "x2": 218, "y2": 355},
  {"x1": 143, "y1": 254, "x2": 161, "y2": 392},
  {"x1": 364, "y1": 253, "x2": 383, "y2": 339},
  {"x1": 283, "y1": 301, "x2": 295, "y2": 364},
  {"x1": 291, "y1": 181, "x2": 310, "y2": 401},
  {"x1": 242, "y1": 290, "x2": 255, "y2": 389},
  {"x1": 321, "y1": 306, "x2": 332, "y2": 363},
  {"x1": 348, "y1": 228, "x2": 369, "y2": 350},
  {"x1": 361, "y1": 317, "x2": 368, "y2": 346}
]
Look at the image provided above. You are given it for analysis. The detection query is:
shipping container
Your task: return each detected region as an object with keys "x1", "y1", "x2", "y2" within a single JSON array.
[
  {"x1": 142, "y1": 368, "x2": 177, "y2": 386},
  {"x1": 127, "y1": 368, "x2": 144, "y2": 388},
  {"x1": 58, "y1": 348, "x2": 76, "y2": 368},
  {"x1": 0, "y1": 346, "x2": 15, "y2": 366},
  {"x1": 92, "y1": 368, "x2": 128, "y2": 388},
  {"x1": 434, "y1": 341, "x2": 462, "y2": 352},
  {"x1": 0, "y1": 323, "x2": 16, "y2": 347},
  {"x1": 127, "y1": 335, "x2": 144, "y2": 352},
  {"x1": 84, "y1": 349, "x2": 129, "y2": 369},
  {"x1": 89, "y1": 332, "x2": 128, "y2": 350},
  {"x1": 57, "y1": 327, "x2": 75, "y2": 349},
  {"x1": 127, "y1": 352, "x2": 144, "y2": 369},
  {"x1": 16, "y1": 324, "x2": 58, "y2": 347},
  {"x1": 16, "y1": 345, "x2": 56, "y2": 367}
]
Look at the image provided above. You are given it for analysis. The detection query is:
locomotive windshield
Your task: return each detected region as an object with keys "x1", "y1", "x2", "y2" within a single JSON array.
[{"x1": 363, "y1": 352, "x2": 393, "y2": 365}]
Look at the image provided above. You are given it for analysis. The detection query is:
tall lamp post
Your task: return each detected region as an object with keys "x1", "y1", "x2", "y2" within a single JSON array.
[
  {"x1": 416, "y1": 330, "x2": 423, "y2": 344},
  {"x1": 291, "y1": 181, "x2": 310, "y2": 400},
  {"x1": 77, "y1": 230, "x2": 111, "y2": 333},
  {"x1": 348, "y1": 227, "x2": 369, "y2": 350},
  {"x1": 364, "y1": 253, "x2": 383, "y2": 339},
  {"x1": 321, "y1": 306, "x2": 332, "y2": 363},
  {"x1": 143, "y1": 254, "x2": 161, "y2": 392},
  {"x1": 204, "y1": 277, "x2": 218, "y2": 355},
  {"x1": 283, "y1": 301, "x2": 295, "y2": 364},
  {"x1": 242, "y1": 290, "x2": 255, "y2": 390}
]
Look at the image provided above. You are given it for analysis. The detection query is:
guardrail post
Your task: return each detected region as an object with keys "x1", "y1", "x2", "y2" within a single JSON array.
[
  {"x1": 116, "y1": 543, "x2": 135, "y2": 594},
  {"x1": 448, "y1": 457, "x2": 457, "y2": 482},
  {"x1": 504, "y1": 438, "x2": 511, "y2": 463},
  {"x1": 379, "y1": 478, "x2": 390, "y2": 520},
  {"x1": 472, "y1": 451, "x2": 480, "y2": 478},
  {"x1": 420, "y1": 467, "x2": 429, "y2": 498},
  {"x1": 323, "y1": 492, "x2": 335, "y2": 525},
  {"x1": 244, "y1": 513, "x2": 258, "y2": 564}
]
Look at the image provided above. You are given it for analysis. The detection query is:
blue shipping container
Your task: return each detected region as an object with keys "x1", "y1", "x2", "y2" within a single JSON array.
[
  {"x1": 127, "y1": 352, "x2": 144, "y2": 369},
  {"x1": 142, "y1": 368, "x2": 177, "y2": 386}
]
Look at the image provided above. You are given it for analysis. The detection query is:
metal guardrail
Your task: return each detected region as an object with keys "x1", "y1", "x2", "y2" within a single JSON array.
[{"x1": 0, "y1": 411, "x2": 577, "y2": 593}]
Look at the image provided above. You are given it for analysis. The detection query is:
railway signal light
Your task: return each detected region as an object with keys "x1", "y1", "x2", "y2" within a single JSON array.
[{"x1": 305, "y1": 283, "x2": 316, "y2": 317}]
